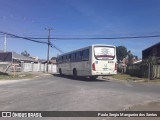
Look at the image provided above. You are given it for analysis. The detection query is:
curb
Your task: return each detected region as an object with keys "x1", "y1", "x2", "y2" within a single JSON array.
[{"x1": 102, "y1": 76, "x2": 146, "y2": 83}]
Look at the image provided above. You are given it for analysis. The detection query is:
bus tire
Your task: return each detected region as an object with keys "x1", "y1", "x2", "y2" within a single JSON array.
[
  {"x1": 73, "y1": 69, "x2": 77, "y2": 79},
  {"x1": 90, "y1": 76, "x2": 97, "y2": 80},
  {"x1": 59, "y1": 68, "x2": 62, "y2": 75}
]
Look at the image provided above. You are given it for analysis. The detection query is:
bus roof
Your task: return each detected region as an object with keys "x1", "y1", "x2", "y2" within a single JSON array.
[{"x1": 92, "y1": 44, "x2": 116, "y2": 47}]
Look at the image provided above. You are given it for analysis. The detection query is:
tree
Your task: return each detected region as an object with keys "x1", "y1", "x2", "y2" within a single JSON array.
[
  {"x1": 133, "y1": 55, "x2": 138, "y2": 60},
  {"x1": 116, "y1": 46, "x2": 127, "y2": 63},
  {"x1": 21, "y1": 50, "x2": 30, "y2": 57},
  {"x1": 127, "y1": 50, "x2": 133, "y2": 65}
]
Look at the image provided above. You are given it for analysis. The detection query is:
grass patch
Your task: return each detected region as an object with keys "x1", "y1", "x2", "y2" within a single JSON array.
[
  {"x1": 112, "y1": 73, "x2": 160, "y2": 83},
  {"x1": 147, "y1": 79, "x2": 160, "y2": 83},
  {"x1": 0, "y1": 72, "x2": 34, "y2": 80},
  {"x1": 112, "y1": 73, "x2": 145, "y2": 81}
]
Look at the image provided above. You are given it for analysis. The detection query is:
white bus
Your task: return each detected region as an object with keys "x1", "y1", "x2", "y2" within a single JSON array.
[{"x1": 56, "y1": 44, "x2": 117, "y2": 79}]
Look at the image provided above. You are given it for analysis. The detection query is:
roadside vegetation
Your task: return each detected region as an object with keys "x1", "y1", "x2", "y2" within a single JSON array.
[
  {"x1": 112, "y1": 73, "x2": 144, "y2": 81},
  {"x1": 0, "y1": 72, "x2": 34, "y2": 80},
  {"x1": 112, "y1": 73, "x2": 160, "y2": 83},
  {"x1": 148, "y1": 79, "x2": 160, "y2": 83}
]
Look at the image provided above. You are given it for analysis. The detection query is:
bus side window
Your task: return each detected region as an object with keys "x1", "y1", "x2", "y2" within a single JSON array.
[
  {"x1": 57, "y1": 58, "x2": 60, "y2": 64},
  {"x1": 59, "y1": 56, "x2": 62, "y2": 63},
  {"x1": 75, "y1": 51, "x2": 82, "y2": 61},
  {"x1": 67, "y1": 54, "x2": 71, "y2": 62},
  {"x1": 71, "y1": 53, "x2": 76, "y2": 62},
  {"x1": 82, "y1": 49, "x2": 89, "y2": 61},
  {"x1": 61, "y1": 56, "x2": 64, "y2": 63},
  {"x1": 65, "y1": 55, "x2": 67, "y2": 62},
  {"x1": 63, "y1": 56, "x2": 66, "y2": 63}
]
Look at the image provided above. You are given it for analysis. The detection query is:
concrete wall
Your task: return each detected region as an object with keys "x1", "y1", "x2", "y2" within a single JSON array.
[
  {"x1": 0, "y1": 62, "x2": 57, "y2": 73},
  {"x1": 0, "y1": 62, "x2": 11, "y2": 73},
  {"x1": 22, "y1": 63, "x2": 57, "y2": 73}
]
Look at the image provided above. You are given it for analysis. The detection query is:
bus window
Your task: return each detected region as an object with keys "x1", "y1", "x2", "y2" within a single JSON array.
[
  {"x1": 94, "y1": 46, "x2": 115, "y2": 60},
  {"x1": 76, "y1": 51, "x2": 82, "y2": 61},
  {"x1": 82, "y1": 49, "x2": 89, "y2": 61},
  {"x1": 71, "y1": 53, "x2": 76, "y2": 62},
  {"x1": 59, "y1": 56, "x2": 63, "y2": 63},
  {"x1": 67, "y1": 54, "x2": 71, "y2": 62},
  {"x1": 64, "y1": 55, "x2": 67, "y2": 62}
]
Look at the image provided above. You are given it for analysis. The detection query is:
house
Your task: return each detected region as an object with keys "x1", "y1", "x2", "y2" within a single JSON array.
[
  {"x1": 0, "y1": 51, "x2": 58, "y2": 73},
  {"x1": 142, "y1": 42, "x2": 160, "y2": 59},
  {"x1": 133, "y1": 59, "x2": 142, "y2": 64},
  {"x1": 38, "y1": 59, "x2": 46, "y2": 64},
  {"x1": 120, "y1": 57, "x2": 142, "y2": 65},
  {"x1": 29, "y1": 56, "x2": 39, "y2": 61},
  {"x1": 0, "y1": 51, "x2": 37, "y2": 63},
  {"x1": 42, "y1": 59, "x2": 57, "y2": 64}
]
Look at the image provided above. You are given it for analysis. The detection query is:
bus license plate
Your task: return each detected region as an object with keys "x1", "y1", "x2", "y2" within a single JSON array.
[{"x1": 103, "y1": 68, "x2": 108, "y2": 71}]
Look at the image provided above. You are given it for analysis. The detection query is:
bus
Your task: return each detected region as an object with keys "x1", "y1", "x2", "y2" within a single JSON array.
[{"x1": 56, "y1": 44, "x2": 117, "y2": 79}]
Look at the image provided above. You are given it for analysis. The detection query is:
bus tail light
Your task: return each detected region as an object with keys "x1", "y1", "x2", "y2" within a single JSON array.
[
  {"x1": 115, "y1": 63, "x2": 117, "y2": 70},
  {"x1": 92, "y1": 63, "x2": 96, "y2": 71}
]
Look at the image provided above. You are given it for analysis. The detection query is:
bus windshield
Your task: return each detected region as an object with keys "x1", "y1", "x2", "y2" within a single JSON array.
[{"x1": 94, "y1": 46, "x2": 115, "y2": 60}]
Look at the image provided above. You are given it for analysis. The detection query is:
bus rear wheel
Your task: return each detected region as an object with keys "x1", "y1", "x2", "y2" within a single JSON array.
[
  {"x1": 73, "y1": 69, "x2": 77, "y2": 79},
  {"x1": 59, "y1": 68, "x2": 62, "y2": 75},
  {"x1": 90, "y1": 76, "x2": 97, "y2": 80}
]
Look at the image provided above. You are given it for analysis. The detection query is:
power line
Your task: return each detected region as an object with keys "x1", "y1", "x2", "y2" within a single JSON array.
[
  {"x1": 1, "y1": 30, "x2": 159, "y2": 41},
  {"x1": 20, "y1": 31, "x2": 160, "y2": 37},
  {"x1": 1, "y1": 30, "x2": 159, "y2": 53},
  {"x1": 0, "y1": 31, "x2": 48, "y2": 44},
  {"x1": 0, "y1": 31, "x2": 64, "y2": 54},
  {"x1": 24, "y1": 34, "x2": 160, "y2": 40},
  {"x1": 50, "y1": 43, "x2": 64, "y2": 53}
]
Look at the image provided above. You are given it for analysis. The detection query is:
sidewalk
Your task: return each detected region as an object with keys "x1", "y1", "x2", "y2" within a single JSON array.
[{"x1": 0, "y1": 72, "x2": 53, "y2": 85}]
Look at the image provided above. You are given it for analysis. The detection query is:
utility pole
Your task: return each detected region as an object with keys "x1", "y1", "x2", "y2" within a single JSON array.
[
  {"x1": 45, "y1": 28, "x2": 53, "y2": 72},
  {"x1": 4, "y1": 34, "x2": 6, "y2": 52}
]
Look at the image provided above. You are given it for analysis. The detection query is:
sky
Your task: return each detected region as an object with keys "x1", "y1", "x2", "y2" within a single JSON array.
[{"x1": 0, "y1": 0, "x2": 160, "y2": 59}]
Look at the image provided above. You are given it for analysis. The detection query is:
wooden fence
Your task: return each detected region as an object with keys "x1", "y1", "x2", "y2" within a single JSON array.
[
  {"x1": 153, "y1": 65, "x2": 160, "y2": 78},
  {"x1": 126, "y1": 64, "x2": 160, "y2": 79}
]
